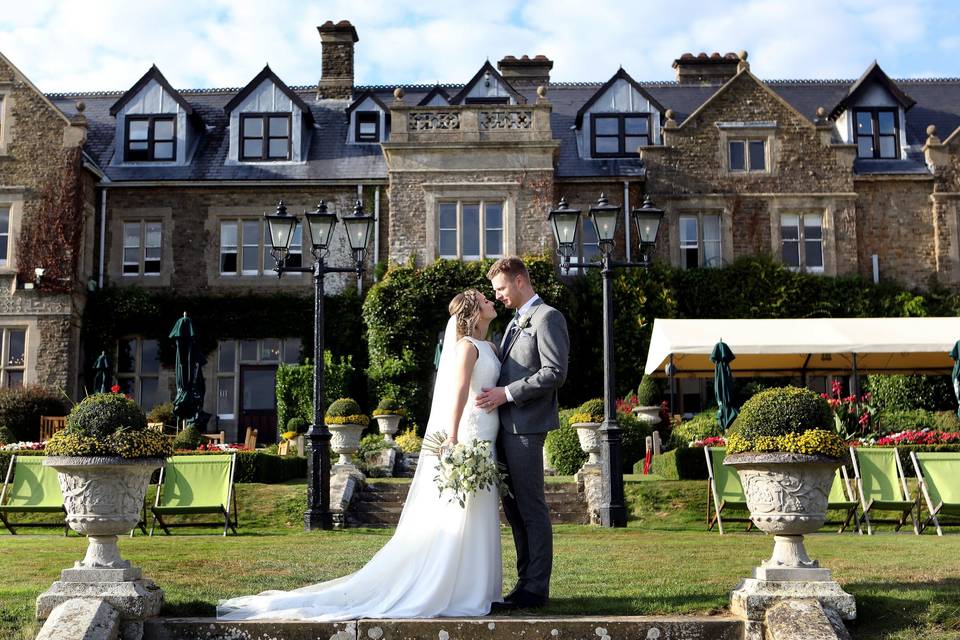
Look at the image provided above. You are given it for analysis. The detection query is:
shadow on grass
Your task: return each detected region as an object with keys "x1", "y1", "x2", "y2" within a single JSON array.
[{"x1": 846, "y1": 578, "x2": 960, "y2": 639}]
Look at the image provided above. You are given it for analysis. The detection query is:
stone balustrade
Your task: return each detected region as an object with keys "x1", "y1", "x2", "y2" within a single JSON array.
[{"x1": 388, "y1": 103, "x2": 553, "y2": 144}]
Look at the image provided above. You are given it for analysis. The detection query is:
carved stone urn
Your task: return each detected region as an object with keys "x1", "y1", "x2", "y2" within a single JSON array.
[
  {"x1": 44, "y1": 456, "x2": 165, "y2": 573},
  {"x1": 724, "y1": 452, "x2": 841, "y2": 578},
  {"x1": 328, "y1": 423, "x2": 366, "y2": 469},
  {"x1": 373, "y1": 414, "x2": 402, "y2": 443},
  {"x1": 632, "y1": 405, "x2": 662, "y2": 426},
  {"x1": 571, "y1": 421, "x2": 602, "y2": 466}
]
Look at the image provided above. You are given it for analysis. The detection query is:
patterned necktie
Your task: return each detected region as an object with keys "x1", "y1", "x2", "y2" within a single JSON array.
[{"x1": 503, "y1": 314, "x2": 520, "y2": 349}]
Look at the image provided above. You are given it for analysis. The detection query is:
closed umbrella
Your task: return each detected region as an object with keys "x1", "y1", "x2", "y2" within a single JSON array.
[
  {"x1": 950, "y1": 340, "x2": 960, "y2": 417},
  {"x1": 711, "y1": 339, "x2": 739, "y2": 429},
  {"x1": 169, "y1": 313, "x2": 198, "y2": 422},
  {"x1": 93, "y1": 351, "x2": 111, "y2": 394},
  {"x1": 188, "y1": 352, "x2": 212, "y2": 430}
]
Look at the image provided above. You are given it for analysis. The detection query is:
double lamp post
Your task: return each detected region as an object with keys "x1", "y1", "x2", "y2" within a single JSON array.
[
  {"x1": 548, "y1": 194, "x2": 664, "y2": 528},
  {"x1": 265, "y1": 200, "x2": 375, "y2": 531}
]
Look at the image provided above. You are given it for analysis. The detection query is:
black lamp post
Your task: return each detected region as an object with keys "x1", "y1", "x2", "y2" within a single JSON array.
[
  {"x1": 549, "y1": 193, "x2": 664, "y2": 528},
  {"x1": 265, "y1": 199, "x2": 374, "y2": 531}
]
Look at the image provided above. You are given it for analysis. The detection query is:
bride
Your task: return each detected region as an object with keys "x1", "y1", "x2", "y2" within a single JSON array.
[{"x1": 218, "y1": 289, "x2": 503, "y2": 620}]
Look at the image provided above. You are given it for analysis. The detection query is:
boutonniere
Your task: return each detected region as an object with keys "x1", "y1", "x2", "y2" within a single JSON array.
[{"x1": 517, "y1": 314, "x2": 532, "y2": 330}]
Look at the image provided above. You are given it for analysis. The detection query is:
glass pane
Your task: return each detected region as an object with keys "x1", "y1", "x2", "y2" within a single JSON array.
[
  {"x1": 241, "y1": 247, "x2": 259, "y2": 272},
  {"x1": 144, "y1": 246, "x2": 161, "y2": 261},
  {"x1": 6, "y1": 371, "x2": 23, "y2": 388},
  {"x1": 129, "y1": 141, "x2": 148, "y2": 151},
  {"x1": 595, "y1": 137, "x2": 619, "y2": 154},
  {"x1": 359, "y1": 121, "x2": 376, "y2": 135},
  {"x1": 625, "y1": 117, "x2": 648, "y2": 135},
  {"x1": 0, "y1": 209, "x2": 8, "y2": 234},
  {"x1": 703, "y1": 240, "x2": 722, "y2": 268},
  {"x1": 145, "y1": 222, "x2": 161, "y2": 247},
  {"x1": 439, "y1": 229, "x2": 457, "y2": 257},
  {"x1": 485, "y1": 229, "x2": 502, "y2": 256},
  {"x1": 485, "y1": 203, "x2": 502, "y2": 230},
  {"x1": 594, "y1": 117, "x2": 618, "y2": 135},
  {"x1": 242, "y1": 221, "x2": 260, "y2": 272},
  {"x1": 748, "y1": 140, "x2": 765, "y2": 170},
  {"x1": 624, "y1": 136, "x2": 646, "y2": 153},
  {"x1": 780, "y1": 224, "x2": 799, "y2": 241},
  {"x1": 857, "y1": 137, "x2": 873, "y2": 158},
  {"x1": 679, "y1": 216, "x2": 698, "y2": 244},
  {"x1": 782, "y1": 241, "x2": 800, "y2": 267},
  {"x1": 218, "y1": 377, "x2": 235, "y2": 416},
  {"x1": 7, "y1": 330, "x2": 24, "y2": 367},
  {"x1": 439, "y1": 203, "x2": 456, "y2": 229},
  {"x1": 140, "y1": 339, "x2": 159, "y2": 374},
  {"x1": 140, "y1": 377, "x2": 159, "y2": 410},
  {"x1": 702, "y1": 215, "x2": 720, "y2": 242},
  {"x1": 878, "y1": 111, "x2": 895, "y2": 134},
  {"x1": 805, "y1": 240, "x2": 823, "y2": 268},
  {"x1": 220, "y1": 251, "x2": 237, "y2": 273},
  {"x1": 144, "y1": 259, "x2": 160, "y2": 274},
  {"x1": 123, "y1": 223, "x2": 140, "y2": 248},
  {"x1": 123, "y1": 247, "x2": 139, "y2": 265},
  {"x1": 153, "y1": 119, "x2": 174, "y2": 140},
  {"x1": 461, "y1": 204, "x2": 480, "y2": 256},
  {"x1": 117, "y1": 338, "x2": 136, "y2": 373},
  {"x1": 582, "y1": 218, "x2": 598, "y2": 243},
  {"x1": 218, "y1": 341, "x2": 236, "y2": 373},
  {"x1": 682, "y1": 247, "x2": 700, "y2": 269},
  {"x1": 582, "y1": 243, "x2": 600, "y2": 263},
  {"x1": 153, "y1": 142, "x2": 174, "y2": 159},
  {"x1": 729, "y1": 141, "x2": 745, "y2": 170},
  {"x1": 283, "y1": 338, "x2": 302, "y2": 363},
  {"x1": 856, "y1": 111, "x2": 873, "y2": 135},
  {"x1": 240, "y1": 340, "x2": 257, "y2": 362},
  {"x1": 128, "y1": 120, "x2": 148, "y2": 140},
  {"x1": 268, "y1": 139, "x2": 288, "y2": 159},
  {"x1": 243, "y1": 139, "x2": 262, "y2": 158},
  {"x1": 242, "y1": 369, "x2": 276, "y2": 410},
  {"x1": 117, "y1": 377, "x2": 135, "y2": 396},
  {"x1": 261, "y1": 339, "x2": 281, "y2": 362},
  {"x1": 243, "y1": 117, "x2": 263, "y2": 137},
  {"x1": 879, "y1": 136, "x2": 897, "y2": 159},
  {"x1": 269, "y1": 117, "x2": 288, "y2": 136},
  {"x1": 220, "y1": 222, "x2": 237, "y2": 248},
  {"x1": 803, "y1": 213, "x2": 823, "y2": 239}
]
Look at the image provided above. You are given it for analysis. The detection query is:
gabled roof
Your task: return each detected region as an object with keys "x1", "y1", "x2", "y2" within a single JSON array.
[
  {"x1": 830, "y1": 61, "x2": 916, "y2": 119},
  {"x1": 346, "y1": 90, "x2": 389, "y2": 116},
  {"x1": 574, "y1": 67, "x2": 666, "y2": 128},
  {"x1": 417, "y1": 85, "x2": 451, "y2": 106},
  {"x1": 109, "y1": 65, "x2": 200, "y2": 124},
  {"x1": 449, "y1": 61, "x2": 524, "y2": 105},
  {"x1": 223, "y1": 65, "x2": 315, "y2": 126}
]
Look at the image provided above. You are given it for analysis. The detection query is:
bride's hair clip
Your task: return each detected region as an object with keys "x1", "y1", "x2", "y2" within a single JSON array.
[{"x1": 448, "y1": 289, "x2": 483, "y2": 339}]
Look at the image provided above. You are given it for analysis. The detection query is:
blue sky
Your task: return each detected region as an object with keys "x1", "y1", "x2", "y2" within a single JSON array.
[{"x1": 2, "y1": 0, "x2": 959, "y2": 93}]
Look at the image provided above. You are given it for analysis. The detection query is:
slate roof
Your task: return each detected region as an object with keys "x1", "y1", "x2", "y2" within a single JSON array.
[{"x1": 46, "y1": 70, "x2": 960, "y2": 183}]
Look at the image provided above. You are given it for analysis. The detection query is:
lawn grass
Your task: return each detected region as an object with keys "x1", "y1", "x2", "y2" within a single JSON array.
[{"x1": 1, "y1": 478, "x2": 958, "y2": 639}]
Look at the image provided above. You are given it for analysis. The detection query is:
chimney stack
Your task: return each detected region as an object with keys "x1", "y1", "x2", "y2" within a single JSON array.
[
  {"x1": 498, "y1": 55, "x2": 553, "y2": 88},
  {"x1": 672, "y1": 52, "x2": 742, "y2": 85},
  {"x1": 317, "y1": 20, "x2": 359, "y2": 100}
]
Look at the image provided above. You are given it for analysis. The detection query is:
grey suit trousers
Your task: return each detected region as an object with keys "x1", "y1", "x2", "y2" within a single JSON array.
[{"x1": 497, "y1": 431, "x2": 552, "y2": 597}]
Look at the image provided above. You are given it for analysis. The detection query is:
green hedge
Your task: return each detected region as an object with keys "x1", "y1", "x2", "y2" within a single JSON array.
[
  {"x1": 646, "y1": 446, "x2": 709, "y2": 480},
  {"x1": 866, "y1": 375, "x2": 956, "y2": 412},
  {"x1": 545, "y1": 409, "x2": 586, "y2": 475},
  {"x1": 876, "y1": 409, "x2": 960, "y2": 433},
  {"x1": 276, "y1": 352, "x2": 355, "y2": 436}
]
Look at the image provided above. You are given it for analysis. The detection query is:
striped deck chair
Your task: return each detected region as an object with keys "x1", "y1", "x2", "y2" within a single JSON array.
[
  {"x1": 824, "y1": 466, "x2": 860, "y2": 533},
  {"x1": 150, "y1": 454, "x2": 238, "y2": 536},
  {"x1": 705, "y1": 446, "x2": 753, "y2": 534},
  {"x1": 911, "y1": 451, "x2": 960, "y2": 535},
  {"x1": 850, "y1": 447, "x2": 918, "y2": 535},
  {"x1": 0, "y1": 455, "x2": 68, "y2": 535}
]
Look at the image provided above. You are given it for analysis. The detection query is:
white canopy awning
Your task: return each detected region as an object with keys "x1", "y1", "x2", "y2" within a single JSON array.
[{"x1": 644, "y1": 318, "x2": 960, "y2": 378}]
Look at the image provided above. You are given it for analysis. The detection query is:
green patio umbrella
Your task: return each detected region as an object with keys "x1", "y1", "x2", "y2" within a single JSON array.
[
  {"x1": 169, "y1": 312, "x2": 198, "y2": 421},
  {"x1": 711, "y1": 339, "x2": 739, "y2": 429},
  {"x1": 950, "y1": 340, "x2": 960, "y2": 418},
  {"x1": 188, "y1": 352, "x2": 212, "y2": 430},
  {"x1": 93, "y1": 351, "x2": 111, "y2": 394}
]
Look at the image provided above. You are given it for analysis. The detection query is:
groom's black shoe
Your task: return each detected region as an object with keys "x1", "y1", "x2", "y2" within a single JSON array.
[{"x1": 496, "y1": 588, "x2": 548, "y2": 610}]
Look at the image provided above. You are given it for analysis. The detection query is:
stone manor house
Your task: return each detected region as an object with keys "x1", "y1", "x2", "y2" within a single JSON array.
[{"x1": 1, "y1": 20, "x2": 960, "y2": 441}]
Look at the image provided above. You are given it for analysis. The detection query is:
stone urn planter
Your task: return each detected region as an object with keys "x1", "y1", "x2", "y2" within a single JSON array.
[
  {"x1": 571, "y1": 421, "x2": 602, "y2": 466},
  {"x1": 724, "y1": 452, "x2": 841, "y2": 578},
  {"x1": 632, "y1": 405, "x2": 662, "y2": 426},
  {"x1": 373, "y1": 414, "x2": 402, "y2": 443},
  {"x1": 328, "y1": 423, "x2": 366, "y2": 468}
]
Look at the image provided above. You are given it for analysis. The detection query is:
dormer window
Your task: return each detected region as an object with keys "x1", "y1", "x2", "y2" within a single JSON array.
[
  {"x1": 854, "y1": 108, "x2": 899, "y2": 159},
  {"x1": 591, "y1": 113, "x2": 650, "y2": 157},
  {"x1": 124, "y1": 115, "x2": 176, "y2": 162},
  {"x1": 355, "y1": 112, "x2": 380, "y2": 143},
  {"x1": 240, "y1": 114, "x2": 291, "y2": 161}
]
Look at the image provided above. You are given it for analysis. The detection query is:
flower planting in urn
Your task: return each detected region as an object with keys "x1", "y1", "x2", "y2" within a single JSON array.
[
  {"x1": 326, "y1": 397, "x2": 369, "y2": 466},
  {"x1": 570, "y1": 398, "x2": 604, "y2": 466}
]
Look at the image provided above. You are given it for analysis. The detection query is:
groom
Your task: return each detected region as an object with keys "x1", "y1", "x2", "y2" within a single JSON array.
[{"x1": 477, "y1": 256, "x2": 569, "y2": 610}]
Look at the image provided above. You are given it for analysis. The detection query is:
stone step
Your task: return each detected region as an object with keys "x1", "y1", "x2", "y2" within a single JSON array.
[{"x1": 145, "y1": 615, "x2": 743, "y2": 640}]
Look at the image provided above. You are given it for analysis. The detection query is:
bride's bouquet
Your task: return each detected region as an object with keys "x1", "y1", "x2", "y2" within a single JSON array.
[{"x1": 422, "y1": 431, "x2": 509, "y2": 508}]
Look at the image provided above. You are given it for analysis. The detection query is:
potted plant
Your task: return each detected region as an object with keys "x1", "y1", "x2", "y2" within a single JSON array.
[
  {"x1": 286, "y1": 416, "x2": 309, "y2": 455},
  {"x1": 724, "y1": 386, "x2": 847, "y2": 578},
  {"x1": 372, "y1": 397, "x2": 406, "y2": 443},
  {"x1": 633, "y1": 376, "x2": 662, "y2": 426},
  {"x1": 570, "y1": 398, "x2": 605, "y2": 466},
  {"x1": 43, "y1": 392, "x2": 172, "y2": 578},
  {"x1": 325, "y1": 398, "x2": 369, "y2": 469}
]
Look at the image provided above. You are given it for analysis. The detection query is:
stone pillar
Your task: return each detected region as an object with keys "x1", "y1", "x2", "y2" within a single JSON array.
[{"x1": 317, "y1": 20, "x2": 359, "y2": 100}]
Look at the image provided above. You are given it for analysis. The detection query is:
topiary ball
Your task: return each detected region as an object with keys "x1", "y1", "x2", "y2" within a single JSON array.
[
  {"x1": 66, "y1": 392, "x2": 148, "y2": 439},
  {"x1": 173, "y1": 425, "x2": 202, "y2": 451},
  {"x1": 730, "y1": 386, "x2": 831, "y2": 441},
  {"x1": 326, "y1": 397, "x2": 362, "y2": 418},
  {"x1": 578, "y1": 398, "x2": 605, "y2": 422},
  {"x1": 287, "y1": 417, "x2": 309, "y2": 434},
  {"x1": 636, "y1": 375, "x2": 661, "y2": 406},
  {"x1": 376, "y1": 397, "x2": 402, "y2": 412}
]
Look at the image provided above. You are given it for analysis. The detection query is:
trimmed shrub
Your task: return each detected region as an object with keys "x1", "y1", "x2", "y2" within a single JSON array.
[
  {"x1": 395, "y1": 427, "x2": 422, "y2": 454},
  {"x1": 0, "y1": 425, "x2": 14, "y2": 445},
  {"x1": 172, "y1": 425, "x2": 203, "y2": 451},
  {"x1": 66, "y1": 392, "x2": 147, "y2": 438},
  {"x1": 46, "y1": 392, "x2": 170, "y2": 458},
  {"x1": 730, "y1": 386, "x2": 831, "y2": 440},
  {"x1": 545, "y1": 409, "x2": 588, "y2": 475},
  {"x1": 866, "y1": 374, "x2": 955, "y2": 412},
  {"x1": 373, "y1": 397, "x2": 406, "y2": 416},
  {"x1": 619, "y1": 411, "x2": 651, "y2": 473},
  {"x1": 325, "y1": 398, "x2": 370, "y2": 426},
  {"x1": 670, "y1": 411, "x2": 723, "y2": 448},
  {"x1": 146, "y1": 402, "x2": 175, "y2": 428},
  {"x1": 636, "y1": 376, "x2": 660, "y2": 406},
  {"x1": 0, "y1": 385, "x2": 69, "y2": 442},
  {"x1": 646, "y1": 447, "x2": 708, "y2": 480},
  {"x1": 286, "y1": 417, "x2": 309, "y2": 434},
  {"x1": 570, "y1": 398, "x2": 604, "y2": 424}
]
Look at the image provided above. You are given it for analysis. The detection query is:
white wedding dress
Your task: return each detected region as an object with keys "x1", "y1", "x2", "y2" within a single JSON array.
[{"x1": 218, "y1": 321, "x2": 502, "y2": 621}]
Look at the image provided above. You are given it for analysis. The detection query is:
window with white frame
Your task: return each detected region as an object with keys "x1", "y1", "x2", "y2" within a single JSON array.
[
  {"x1": 1, "y1": 328, "x2": 25, "y2": 387},
  {"x1": 0, "y1": 206, "x2": 9, "y2": 268},
  {"x1": 728, "y1": 139, "x2": 766, "y2": 172},
  {"x1": 116, "y1": 337, "x2": 160, "y2": 409},
  {"x1": 122, "y1": 221, "x2": 161, "y2": 276},
  {"x1": 780, "y1": 213, "x2": 824, "y2": 272},
  {"x1": 438, "y1": 201, "x2": 504, "y2": 260},
  {"x1": 679, "y1": 213, "x2": 722, "y2": 269},
  {"x1": 220, "y1": 219, "x2": 301, "y2": 276},
  {"x1": 216, "y1": 337, "x2": 301, "y2": 419}
]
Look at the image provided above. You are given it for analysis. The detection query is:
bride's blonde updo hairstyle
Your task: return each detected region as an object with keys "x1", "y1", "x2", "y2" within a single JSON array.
[{"x1": 448, "y1": 288, "x2": 484, "y2": 339}]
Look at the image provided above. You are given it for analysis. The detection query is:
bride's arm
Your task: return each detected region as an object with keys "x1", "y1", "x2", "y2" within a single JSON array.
[{"x1": 444, "y1": 340, "x2": 479, "y2": 446}]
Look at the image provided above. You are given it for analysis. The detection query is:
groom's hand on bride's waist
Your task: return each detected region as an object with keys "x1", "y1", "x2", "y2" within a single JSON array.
[{"x1": 476, "y1": 387, "x2": 507, "y2": 412}]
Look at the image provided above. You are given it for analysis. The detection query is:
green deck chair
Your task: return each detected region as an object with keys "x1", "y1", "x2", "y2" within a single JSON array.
[
  {"x1": 150, "y1": 454, "x2": 238, "y2": 536},
  {"x1": 910, "y1": 451, "x2": 960, "y2": 536},
  {"x1": 0, "y1": 455, "x2": 68, "y2": 535},
  {"x1": 850, "y1": 447, "x2": 918, "y2": 535},
  {"x1": 824, "y1": 466, "x2": 860, "y2": 534},
  {"x1": 705, "y1": 446, "x2": 753, "y2": 535}
]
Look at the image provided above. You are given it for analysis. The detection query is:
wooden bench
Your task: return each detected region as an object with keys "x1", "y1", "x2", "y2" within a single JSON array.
[
  {"x1": 200, "y1": 431, "x2": 226, "y2": 445},
  {"x1": 39, "y1": 416, "x2": 66, "y2": 441}
]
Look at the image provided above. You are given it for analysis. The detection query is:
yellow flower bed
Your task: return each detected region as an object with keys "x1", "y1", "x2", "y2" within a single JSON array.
[
  {"x1": 569, "y1": 411, "x2": 601, "y2": 424},
  {"x1": 726, "y1": 429, "x2": 846, "y2": 458},
  {"x1": 325, "y1": 414, "x2": 370, "y2": 427},
  {"x1": 394, "y1": 427, "x2": 422, "y2": 454},
  {"x1": 46, "y1": 428, "x2": 173, "y2": 458}
]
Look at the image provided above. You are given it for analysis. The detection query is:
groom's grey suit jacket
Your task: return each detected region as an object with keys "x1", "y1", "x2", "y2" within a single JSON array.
[{"x1": 497, "y1": 298, "x2": 570, "y2": 434}]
